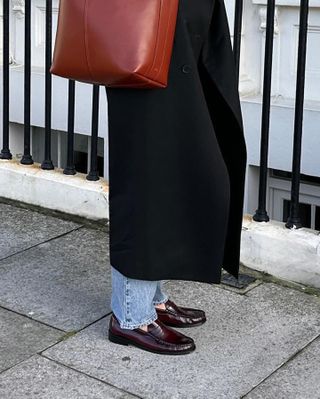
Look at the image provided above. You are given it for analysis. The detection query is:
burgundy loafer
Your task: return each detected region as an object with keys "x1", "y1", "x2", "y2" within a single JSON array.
[
  {"x1": 108, "y1": 313, "x2": 195, "y2": 355},
  {"x1": 156, "y1": 299, "x2": 206, "y2": 328}
]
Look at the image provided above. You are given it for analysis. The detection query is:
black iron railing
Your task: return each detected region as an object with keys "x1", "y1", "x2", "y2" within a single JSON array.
[
  {"x1": 232, "y1": 0, "x2": 310, "y2": 229},
  {"x1": 42, "y1": 0, "x2": 53, "y2": 171},
  {"x1": 286, "y1": 0, "x2": 310, "y2": 229},
  {"x1": 1, "y1": 0, "x2": 10, "y2": 160},
  {"x1": 0, "y1": 0, "x2": 311, "y2": 225},
  {"x1": 21, "y1": 0, "x2": 31, "y2": 165},
  {"x1": 252, "y1": 0, "x2": 277, "y2": 224}
]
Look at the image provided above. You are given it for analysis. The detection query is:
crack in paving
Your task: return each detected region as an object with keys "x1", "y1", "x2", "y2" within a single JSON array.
[
  {"x1": 240, "y1": 332, "x2": 320, "y2": 398},
  {"x1": 39, "y1": 354, "x2": 143, "y2": 399},
  {"x1": 0, "y1": 225, "x2": 85, "y2": 264}
]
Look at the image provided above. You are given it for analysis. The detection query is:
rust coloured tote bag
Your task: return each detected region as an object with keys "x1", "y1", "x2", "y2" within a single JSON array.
[{"x1": 50, "y1": 0, "x2": 179, "y2": 88}]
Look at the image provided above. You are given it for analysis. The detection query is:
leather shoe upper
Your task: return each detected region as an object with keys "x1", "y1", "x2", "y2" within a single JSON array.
[
  {"x1": 108, "y1": 313, "x2": 196, "y2": 355},
  {"x1": 156, "y1": 299, "x2": 206, "y2": 328}
]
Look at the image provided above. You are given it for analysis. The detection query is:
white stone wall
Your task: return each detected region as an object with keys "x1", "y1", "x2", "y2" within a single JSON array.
[{"x1": 233, "y1": 0, "x2": 320, "y2": 99}]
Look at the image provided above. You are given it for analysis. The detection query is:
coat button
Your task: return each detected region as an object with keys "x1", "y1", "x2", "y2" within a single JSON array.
[{"x1": 181, "y1": 64, "x2": 192, "y2": 74}]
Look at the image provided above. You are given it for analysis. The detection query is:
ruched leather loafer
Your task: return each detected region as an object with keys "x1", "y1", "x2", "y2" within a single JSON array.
[
  {"x1": 156, "y1": 299, "x2": 206, "y2": 328},
  {"x1": 108, "y1": 313, "x2": 196, "y2": 355}
]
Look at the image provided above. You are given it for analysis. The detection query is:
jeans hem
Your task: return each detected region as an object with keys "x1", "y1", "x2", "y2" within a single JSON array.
[
  {"x1": 153, "y1": 295, "x2": 169, "y2": 306},
  {"x1": 117, "y1": 311, "x2": 158, "y2": 330}
]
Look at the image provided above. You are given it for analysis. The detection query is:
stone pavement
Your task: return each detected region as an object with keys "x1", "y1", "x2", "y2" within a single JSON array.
[{"x1": 1, "y1": 199, "x2": 320, "y2": 399}]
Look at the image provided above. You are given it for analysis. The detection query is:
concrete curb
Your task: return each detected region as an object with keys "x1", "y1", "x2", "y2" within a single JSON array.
[
  {"x1": 241, "y1": 213, "x2": 320, "y2": 289},
  {"x1": 0, "y1": 160, "x2": 109, "y2": 221}
]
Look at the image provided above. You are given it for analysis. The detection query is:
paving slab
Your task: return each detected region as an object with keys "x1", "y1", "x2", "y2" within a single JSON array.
[
  {"x1": 0, "y1": 202, "x2": 80, "y2": 259},
  {"x1": 244, "y1": 336, "x2": 320, "y2": 399},
  {"x1": 42, "y1": 282, "x2": 320, "y2": 399},
  {"x1": 0, "y1": 307, "x2": 63, "y2": 372},
  {"x1": 0, "y1": 355, "x2": 136, "y2": 399},
  {"x1": 0, "y1": 228, "x2": 112, "y2": 331}
]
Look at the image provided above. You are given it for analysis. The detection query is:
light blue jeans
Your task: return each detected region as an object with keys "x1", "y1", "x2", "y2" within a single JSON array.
[{"x1": 110, "y1": 266, "x2": 169, "y2": 329}]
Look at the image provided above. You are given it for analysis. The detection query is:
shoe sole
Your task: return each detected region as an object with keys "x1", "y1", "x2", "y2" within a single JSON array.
[{"x1": 108, "y1": 330, "x2": 196, "y2": 355}]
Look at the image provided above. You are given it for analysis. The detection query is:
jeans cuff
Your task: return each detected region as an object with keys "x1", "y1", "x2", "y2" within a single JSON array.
[
  {"x1": 117, "y1": 310, "x2": 158, "y2": 330},
  {"x1": 153, "y1": 295, "x2": 169, "y2": 306}
]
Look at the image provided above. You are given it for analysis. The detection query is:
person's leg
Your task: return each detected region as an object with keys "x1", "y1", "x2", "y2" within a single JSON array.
[
  {"x1": 153, "y1": 281, "x2": 169, "y2": 310},
  {"x1": 110, "y1": 266, "x2": 158, "y2": 331},
  {"x1": 109, "y1": 267, "x2": 197, "y2": 355},
  {"x1": 152, "y1": 280, "x2": 207, "y2": 328}
]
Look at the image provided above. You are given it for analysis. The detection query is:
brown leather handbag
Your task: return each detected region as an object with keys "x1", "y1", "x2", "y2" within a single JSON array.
[{"x1": 50, "y1": 0, "x2": 179, "y2": 89}]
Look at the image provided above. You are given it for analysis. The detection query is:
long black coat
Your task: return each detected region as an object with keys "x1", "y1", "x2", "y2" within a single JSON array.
[{"x1": 105, "y1": 0, "x2": 247, "y2": 284}]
